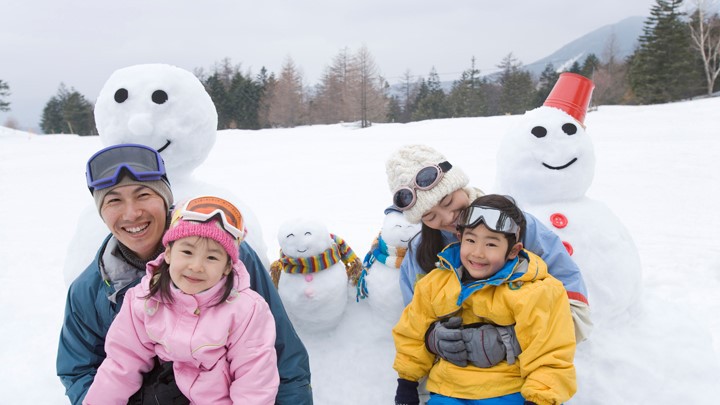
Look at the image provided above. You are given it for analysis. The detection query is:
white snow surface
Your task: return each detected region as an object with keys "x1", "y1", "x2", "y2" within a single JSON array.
[{"x1": 1, "y1": 96, "x2": 719, "y2": 404}]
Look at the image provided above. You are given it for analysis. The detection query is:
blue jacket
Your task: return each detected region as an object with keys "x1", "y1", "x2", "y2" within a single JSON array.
[{"x1": 57, "y1": 235, "x2": 313, "y2": 405}]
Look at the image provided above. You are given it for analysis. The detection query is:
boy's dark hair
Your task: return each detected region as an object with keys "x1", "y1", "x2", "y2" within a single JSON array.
[
  {"x1": 144, "y1": 241, "x2": 236, "y2": 307},
  {"x1": 457, "y1": 194, "x2": 526, "y2": 254}
]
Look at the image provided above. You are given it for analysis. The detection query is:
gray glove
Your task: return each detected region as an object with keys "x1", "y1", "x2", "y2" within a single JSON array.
[
  {"x1": 462, "y1": 324, "x2": 522, "y2": 368},
  {"x1": 425, "y1": 316, "x2": 467, "y2": 367}
]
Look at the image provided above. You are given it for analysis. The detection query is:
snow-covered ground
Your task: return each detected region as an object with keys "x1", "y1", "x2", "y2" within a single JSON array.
[{"x1": 1, "y1": 97, "x2": 719, "y2": 403}]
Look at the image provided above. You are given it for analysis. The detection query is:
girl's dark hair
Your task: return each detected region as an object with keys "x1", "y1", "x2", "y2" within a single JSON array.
[
  {"x1": 458, "y1": 194, "x2": 526, "y2": 255},
  {"x1": 415, "y1": 223, "x2": 447, "y2": 273},
  {"x1": 144, "y1": 241, "x2": 236, "y2": 307}
]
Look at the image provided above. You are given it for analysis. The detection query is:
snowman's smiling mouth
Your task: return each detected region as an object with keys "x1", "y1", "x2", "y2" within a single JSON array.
[
  {"x1": 157, "y1": 139, "x2": 171, "y2": 153},
  {"x1": 543, "y1": 158, "x2": 577, "y2": 170}
]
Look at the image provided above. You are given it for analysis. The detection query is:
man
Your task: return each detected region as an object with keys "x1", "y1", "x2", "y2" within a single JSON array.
[{"x1": 57, "y1": 143, "x2": 313, "y2": 404}]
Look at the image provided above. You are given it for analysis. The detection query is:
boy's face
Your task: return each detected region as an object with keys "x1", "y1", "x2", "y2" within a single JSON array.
[{"x1": 459, "y1": 224, "x2": 521, "y2": 280}]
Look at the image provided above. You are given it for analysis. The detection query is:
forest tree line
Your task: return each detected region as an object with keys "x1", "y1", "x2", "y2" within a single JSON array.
[{"x1": 1, "y1": 0, "x2": 717, "y2": 135}]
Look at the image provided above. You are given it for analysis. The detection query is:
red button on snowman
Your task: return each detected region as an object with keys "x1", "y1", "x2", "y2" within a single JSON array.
[{"x1": 495, "y1": 73, "x2": 642, "y2": 326}]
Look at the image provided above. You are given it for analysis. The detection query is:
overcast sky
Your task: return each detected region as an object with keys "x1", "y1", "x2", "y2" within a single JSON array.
[{"x1": 1, "y1": 0, "x2": 656, "y2": 131}]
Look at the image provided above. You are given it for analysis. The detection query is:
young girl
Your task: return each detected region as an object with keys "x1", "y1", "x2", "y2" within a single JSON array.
[{"x1": 84, "y1": 196, "x2": 279, "y2": 405}]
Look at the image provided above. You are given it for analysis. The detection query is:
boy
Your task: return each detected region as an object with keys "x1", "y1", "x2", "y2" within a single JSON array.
[{"x1": 393, "y1": 194, "x2": 576, "y2": 405}]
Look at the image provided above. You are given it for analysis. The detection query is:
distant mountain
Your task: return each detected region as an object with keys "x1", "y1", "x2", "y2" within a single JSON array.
[
  {"x1": 387, "y1": 15, "x2": 645, "y2": 95},
  {"x1": 522, "y1": 16, "x2": 645, "y2": 78}
]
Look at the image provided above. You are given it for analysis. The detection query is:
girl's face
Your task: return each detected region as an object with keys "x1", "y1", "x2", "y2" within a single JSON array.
[
  {"x1": 459, "y1": 224, "x2": 521, "y2": 280},
  {"x1": 165, "y1": 236, "x2": 231, "y2": 295},
  {"x1": 420, "y1": 189, "x2": 470, "y2": 233}
]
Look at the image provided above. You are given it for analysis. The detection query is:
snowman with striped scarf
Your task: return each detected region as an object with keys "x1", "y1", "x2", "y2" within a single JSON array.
[
  {"x1": 270, "y1": 218, "x2": 363, "y2": 334},
  {"x1": 358, "y1": 207, "x2": 420, "y2": 325}
]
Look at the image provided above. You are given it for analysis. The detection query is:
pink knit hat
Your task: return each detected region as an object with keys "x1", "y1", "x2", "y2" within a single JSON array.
[{"x1": 162, "y1": 211, "x2": 240, "y2": 264}]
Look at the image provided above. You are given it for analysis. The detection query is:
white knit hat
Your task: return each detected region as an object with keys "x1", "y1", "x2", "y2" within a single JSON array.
[{"x1": 385, "y1": 144, "x2": 469, "y2": 224}]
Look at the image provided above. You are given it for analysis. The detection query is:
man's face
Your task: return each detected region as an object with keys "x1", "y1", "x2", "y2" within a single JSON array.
[{"x1": 100, "y1": 184, "x2": 167, "y2": 260}]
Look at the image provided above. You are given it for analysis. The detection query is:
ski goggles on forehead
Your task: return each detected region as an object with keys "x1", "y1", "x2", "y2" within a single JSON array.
[
  {"x1": 457, "y1": 205, "x2": 521, "y2": 239},
  {"x1": 393, "y1": 161, "x2": 452, "y2": 211},
  {"x1": 86, "y1": 143, "x2": 167, "y2": 192},
  {"x1": 173, "y1": 196, "x2": 246, "y2": 240}
]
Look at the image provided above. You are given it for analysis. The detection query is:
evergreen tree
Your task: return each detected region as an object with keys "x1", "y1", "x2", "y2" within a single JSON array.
[
  {"x1": 629, "y1": 0, "x2": 704, "y2": 103},
  {"x1": 581, "y1": 53, "x2": 601, "y2": 78},
  {"x1": 567, "y1": 61, "x2": 583, "y2": 74},
  {"x1": 40, "y1": 84, "x2": 96, "y2": 135},
  {"x1": 497, "y1": 54, "x2": 535, "y2": 115},
  {"x1": 386, "y1": 95, "x2": 402, "y2": 123},
  {"x1": 412, "y1": 67, "x2": 449, "y2": 121},
  {"x1": 535, "y1": 63, "x2": 560, "y2": 107},
  {"x1": 0, "y1": 79, "x2": 10, "y2": 112},
  {"x1": 446, "y1": 57, "x2": 488, "y2": 117},
  {"x1": 397, "y1": 70, "x2": 420, "y2": 123}
]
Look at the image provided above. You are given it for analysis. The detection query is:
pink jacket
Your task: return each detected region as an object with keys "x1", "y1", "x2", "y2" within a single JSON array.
[{"x1": 84, "y1": 254, "x2": 279, "y2": 405}]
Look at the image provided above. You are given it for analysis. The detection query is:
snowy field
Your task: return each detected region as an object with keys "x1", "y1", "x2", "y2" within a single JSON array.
[{"x1": 1, "y1": 96, "x2": 719, "y2": 404}]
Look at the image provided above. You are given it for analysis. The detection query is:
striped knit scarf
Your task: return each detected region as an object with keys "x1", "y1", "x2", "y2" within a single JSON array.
[
  {"x1": 277, "y1": 234, "x2": 359, "y2": 274},
  {"x1": 362, "y1": 234, "x2": 408, "y2": 270}
]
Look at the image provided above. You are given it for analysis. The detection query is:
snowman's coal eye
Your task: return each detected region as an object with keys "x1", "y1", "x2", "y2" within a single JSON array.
[
  {"x1": 152, "y1": 90, "x2": 168, "y2": 104},
  {"x1": 304, "y1": 232, "x2": 312, "y2": 236},
  {"x1": 562, "y1": 123, "x2": 577, "y2": 135},
  {"x1": 114, "y1": 88, "x2": 128, "y2": 103},
  {"x1": 531, "y1": 126, "x2": 547, "y2": 138}
]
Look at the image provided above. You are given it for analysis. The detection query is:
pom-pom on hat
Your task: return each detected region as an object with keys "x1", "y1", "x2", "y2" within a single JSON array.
[
  {"x1": 543, "y1": 72, "x2": 595, "y2": 125},
  {"x1": 162, "y1": 197, "x2": 242, "y2": 264},
  {"x1": 385, "y1": 144, "x2": 469, "y2": 224}
]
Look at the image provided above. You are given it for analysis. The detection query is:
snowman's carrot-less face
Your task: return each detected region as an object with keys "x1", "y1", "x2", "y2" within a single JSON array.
[
  {"x1": 496, "y1": 106, "x2": 596, "y2": 205},
  {"x1": 381, "y1": 211, "x2": 421, "y2": 249},
  {"x1": 94, "y1": 64, "x2": 219, "y2": 180},
  {"x1": 277, "y1": 219, "x2": 331, "y2": 259}
]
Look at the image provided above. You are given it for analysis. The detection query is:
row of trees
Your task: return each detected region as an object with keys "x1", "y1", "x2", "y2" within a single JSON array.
[{"x1": 29, "y1": 0, "x2": 720, "y2": 134}]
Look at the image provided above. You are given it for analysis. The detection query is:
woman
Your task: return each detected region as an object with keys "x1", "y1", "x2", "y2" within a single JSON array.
[{"x1": 385, "y1": 144, "x2": 591, "y2": 366}]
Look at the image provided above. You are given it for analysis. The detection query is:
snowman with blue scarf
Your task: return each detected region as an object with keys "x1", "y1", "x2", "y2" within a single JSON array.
[{"x1": 358, "y1": 206, "x2": 420, "y2": 324}]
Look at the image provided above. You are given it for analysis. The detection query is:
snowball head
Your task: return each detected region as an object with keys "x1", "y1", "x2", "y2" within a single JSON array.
[
  {"x1": 94, "y1": 64, "x2": 219, "y2": 180},
  {"x1": 495, "y1": 106, "x2": 595, "y2": 205},
  {"x1": 385, "y1": 144, "x2": 469, "y2": 224},
  {"x1": 277, "y1": 218, "x2": 332, "y2": 258},
  {"x1": 380, "y1": 211, "x2": 421, "y2": 249}
]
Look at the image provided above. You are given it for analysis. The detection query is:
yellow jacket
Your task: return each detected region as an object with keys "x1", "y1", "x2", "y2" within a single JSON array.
[{"x1": 392, "y1": 244, "x2": 576, "y2": 405}]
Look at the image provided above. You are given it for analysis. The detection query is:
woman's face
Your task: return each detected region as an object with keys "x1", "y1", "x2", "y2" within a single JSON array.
[{"x1": 420, "y1": 189, "x2": 470, "y2": 233}]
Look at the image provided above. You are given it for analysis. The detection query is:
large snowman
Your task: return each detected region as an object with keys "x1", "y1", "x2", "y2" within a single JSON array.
[
  {"x1": 361, "y1": 207, "x2": 420, "y2": 325},
  {"x1": 496, "y1": 73, "x2": 718, "y2": 403},
  {"x1": 496, "y1": 73, "x2": 641, "y2": 325},
  {"x1": 63, "y1": 64, "x2": 268, "y2": 285},
  {"x1": 271, "y1": 218, "x2": 360, "y2": 335}
]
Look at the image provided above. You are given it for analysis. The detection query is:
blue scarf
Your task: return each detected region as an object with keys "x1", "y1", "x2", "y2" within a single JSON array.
[{"x1": 437, "y1": 243, "x2": 525, "y2": 306}]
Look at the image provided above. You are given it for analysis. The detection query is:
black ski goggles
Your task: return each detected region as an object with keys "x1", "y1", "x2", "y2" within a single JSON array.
[
  {"x1": 392, "y1": 161, "x2": 452, "y2": 211},
  {"x1": 457, "y1": 205, "x2": 521, "y2": 240},
  {"x1": 86, "y1": 143, "x2": 167, "y2": 193}
]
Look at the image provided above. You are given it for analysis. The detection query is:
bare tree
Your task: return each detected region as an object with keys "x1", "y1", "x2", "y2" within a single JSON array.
[
  {"x1": 354, "y1": 45, "x2": 388, "y2": 127},
  {"x1": 688, "y1": 0, "x2": 720, "y2": 94},
  {"x1": 266, "y1": 56, "x2": 306, "y2": 127}
]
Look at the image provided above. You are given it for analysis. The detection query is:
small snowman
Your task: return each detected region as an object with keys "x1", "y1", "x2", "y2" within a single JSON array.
[
  {"x1": 63, "y1": 64, "x2": 268, "y2": 285},
  {"x1": 270, "y1": 218, "x2": 362, "y2": 334},
  {"x1": 495, "y1": 73, "x2": 641, "y2": 325},
  {"x1": 359, "y1": 206, "x2": 420, "y2": 324}
]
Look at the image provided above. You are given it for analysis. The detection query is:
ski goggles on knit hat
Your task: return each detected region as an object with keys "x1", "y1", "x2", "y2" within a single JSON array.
[
  {"x1": 172, "y1": 196, "x2": 246, "y2": 241},
  {"x1": 457, "y1": 205, "x2": 521, "y2": 240},
  {"x1": 392, "y1": 161, "x2": 452, "y2": 211},
  {"x1": 86, "y1": 143, "x2": 167, "y2": 192}
]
